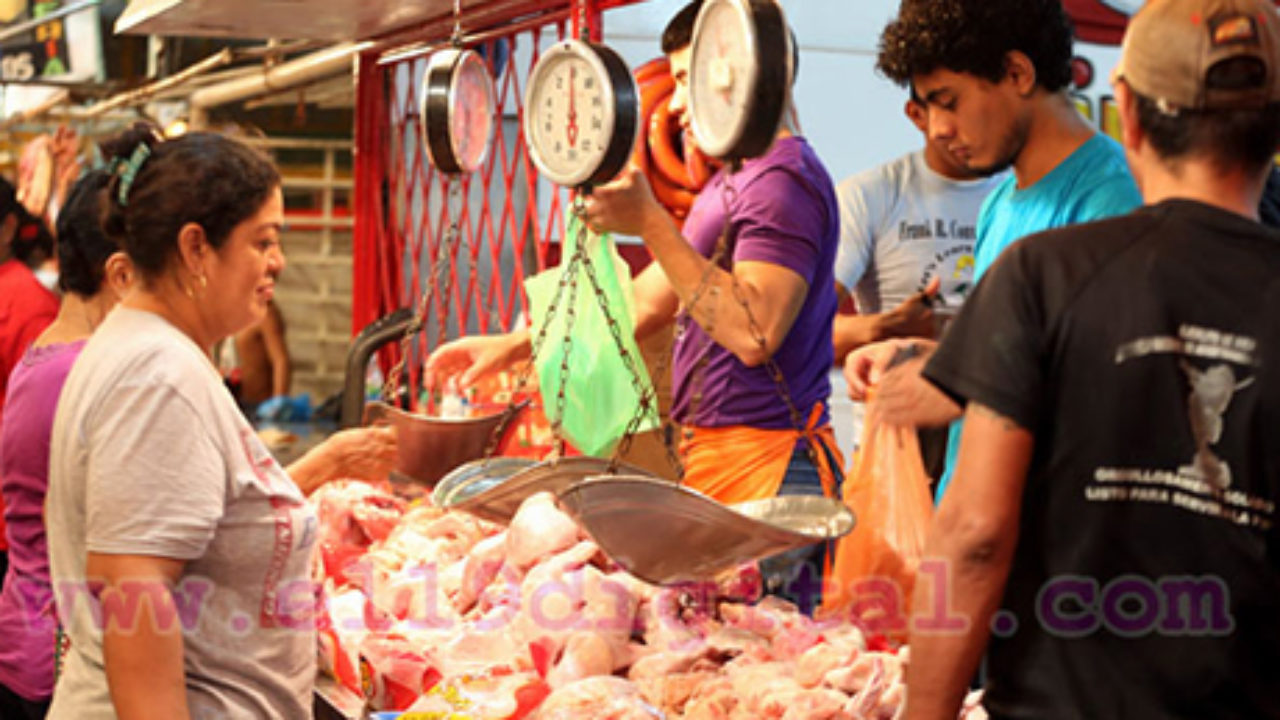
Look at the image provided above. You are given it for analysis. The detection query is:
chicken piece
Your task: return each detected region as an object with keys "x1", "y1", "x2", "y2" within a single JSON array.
[
  {"x1": 775, "y1": 688, "x2": 855, "y2": 720},
  {"x1": 866, "y1": 681, "x2": 905, "y2": 720},
  {"x1": 715, "y1": 563, "x2": 764, "y2": 603},
  {"x1": 795, "y1": 642, "x2": 858, "y2": 688},
  {"x1": 312, "y1": 481, "x2": 408, "y2": 585},
  {"x1": 824, "y1": 652, "x2": 883, "y2": 695},
  {"x1": 357, "y1": 633, "x2": 442, "y2": 711},
  {"x1": 505, "y1": 491, "x2": 581, "y2": 570},
  {"x1": 368, "y1": 559, "x2": 461, "y2": 627},
  {"x1": 634, "y1": 671, "x2": 720, "y2": 717},
  {"x1": 537, "y1": 676, "x2": 663, "y2": 720},
  {"x1": 719, "y1": 595, "x2": 815, "y2": 652},
  {"x1": 454, "y1": 531, "x2": 509, "y2": 614},
  {"x1": 637, "y1": 586, "x2": 720, "y2": 653},
  {"x1": 628, "y1": 644, "x2": 718, "y2": 681},
  {"x1": 703, "y1": 624, "x2": 770, "y2": 660},
  {"x1": 812, "y1": 621, "x2": 868, "y2": 656},
  {"x1": 834, "y1": 652, "x2": 906, "y2": 718},
  {"x1": 546, "y1": 631, "x2": 616, "y2": 689},
  {"x1": 683, "y1": 676, "x2": 738, "y2": 720},
  {"x1": 435, "y1": 622, "x2": 528, "y2": 676},
  {"x1": 515, "y1": 540, "x2": 639, "y2": 663},
  {"x1": 376, "y1": 508, "x2": 487, "y2": 571},
  {"x1": 726, "y1": 661, "x2": 802, "y2": 716}
]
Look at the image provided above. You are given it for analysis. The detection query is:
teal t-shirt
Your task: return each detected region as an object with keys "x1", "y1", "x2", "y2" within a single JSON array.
[{"x1": 935, "y1": 134, "x2": 1141, "y2": 501}]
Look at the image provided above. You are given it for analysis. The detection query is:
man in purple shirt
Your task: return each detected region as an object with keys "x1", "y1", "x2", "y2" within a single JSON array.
[{"x1": 428, "y1": 1, "x2": 842, "y2": 610}]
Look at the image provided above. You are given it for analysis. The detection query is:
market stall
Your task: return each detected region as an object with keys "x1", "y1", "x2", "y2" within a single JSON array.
[{"x1": 109, "y1": 1, "x2": 952, "y2": 717}]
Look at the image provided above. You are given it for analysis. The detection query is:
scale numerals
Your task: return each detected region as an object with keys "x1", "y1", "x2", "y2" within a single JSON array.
[
  {"x1": 584, "y1": 77, "x2": 595, "y2": 91},
  {"x1": 591, "y1": 116, "x2": 603, "y2": 131},
  {"x1": 582, "y1": 138, "x2": 593, "y2": 152},
  {"x1": 591, "y1": 96, "x2": 603, "y2": 108}
]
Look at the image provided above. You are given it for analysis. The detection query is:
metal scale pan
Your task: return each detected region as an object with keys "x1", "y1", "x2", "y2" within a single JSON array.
[
  {"x1": 433, "y1": 455, "x2": 662, "y2": 524},
  {"x1": 363, "y1": 400, "x2": 527, "y2": 487},
  {"x1": 558, "y1": 476, "x2": 855, "y2": 586}
]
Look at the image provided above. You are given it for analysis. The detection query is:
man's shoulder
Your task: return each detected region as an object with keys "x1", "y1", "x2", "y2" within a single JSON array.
[
  {"x1": 838, "y1": 151, "x2": 918, "y2": 197},
  {"x1": 1000, "y1": 210, "x2": 1155, "y2": 286},
  {"x1": 738, "y1": 138, "x2": 837, "y2": 211},
  {"x1": 1059, "y1": 135, "x2": 1141, "y2": 214},
  {"x1": 844, "y1": 150, "x2": 919, "y2": 182}
]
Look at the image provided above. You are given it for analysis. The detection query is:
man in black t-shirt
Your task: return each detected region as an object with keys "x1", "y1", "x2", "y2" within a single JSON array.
[{"x1": 904, "y1": 1, "x2": 1280, "y2": 719}]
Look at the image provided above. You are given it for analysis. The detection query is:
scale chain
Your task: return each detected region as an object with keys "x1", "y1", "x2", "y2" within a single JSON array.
[
  {"x1": 383, "y1": 176, "x2": 463, "y2": 405},
  {"x1": 563, "y1": 202, "x2": 670, "y2": 472},
  {"x1": 480, "y1": 222, "x2": 584, "y2": 461}
]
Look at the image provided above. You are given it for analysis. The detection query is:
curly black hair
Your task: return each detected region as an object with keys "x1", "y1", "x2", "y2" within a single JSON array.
[{"x1": 876, "y1": 0, "x2": 1075, "y2": 93}]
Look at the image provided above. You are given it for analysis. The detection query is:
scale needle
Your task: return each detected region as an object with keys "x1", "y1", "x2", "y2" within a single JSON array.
[{"x1": 567, "y1": 65, "x2": 579, "y2": 148}]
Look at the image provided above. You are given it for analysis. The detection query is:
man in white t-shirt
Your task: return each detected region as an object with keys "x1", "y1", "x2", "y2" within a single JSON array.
[
  {"x1": 831, "y1": 97, "x2": 1004, "y2": 471},
  {"x1": 833, "y1": 97, "x2": 1005, "y2": 362}
]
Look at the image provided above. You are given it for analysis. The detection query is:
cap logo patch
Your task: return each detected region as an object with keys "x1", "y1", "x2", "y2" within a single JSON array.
[{"x1": 1212, "y1": 15, "x2": 1259, "y2": 46}]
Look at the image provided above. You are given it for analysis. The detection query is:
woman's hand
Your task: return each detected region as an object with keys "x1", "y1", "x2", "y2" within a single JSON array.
[
  {"x1": 321, "y1": 426, "x2": 397, "y2": 482},
  {"x1": 287, "y1": 426, "x2": 397, "y2": 494}
]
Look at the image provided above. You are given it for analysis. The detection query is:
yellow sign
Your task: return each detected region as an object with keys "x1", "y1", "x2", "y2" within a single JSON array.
[{"x1": 1101, "y1": 96, "x2": 1122, "y2": 142}]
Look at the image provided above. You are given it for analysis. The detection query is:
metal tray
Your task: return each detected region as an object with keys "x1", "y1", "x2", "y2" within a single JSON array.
[
  {"x1": 557, "y1": 476, "x2": 856, "y2": 586},
  {"x1": 363, "y1": 400, "x2": 527, "y2": 487},
  {"x1": 437, "y1": 455, "x2": 663, "y2": 524},
  {"x1": 431, "y1": 456, "x2": 539, "y2": 508}
]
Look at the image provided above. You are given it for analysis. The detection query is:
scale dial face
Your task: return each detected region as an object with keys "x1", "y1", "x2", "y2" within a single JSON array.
[
  {"x1": 524, "y1": 39, "x2": 638, "y2": 188},
  {"x1": 689, "y1": 0, "x2": 790, "y2": 161},
  {"x1": 422, "y1": 48, "x2": 497, "y2": 174}
]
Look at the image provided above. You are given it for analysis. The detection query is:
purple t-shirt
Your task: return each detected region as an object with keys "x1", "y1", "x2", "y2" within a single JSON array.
[
  {"x1": 0, "y1": 339, "x2": 85, "y2": 701},
  {"x1": 670, "y1": 136, "x2": 839, "y2": 429}
]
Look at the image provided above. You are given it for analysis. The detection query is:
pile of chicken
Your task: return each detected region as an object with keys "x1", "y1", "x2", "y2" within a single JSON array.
[{"x1": 312, "y1": 481, "x2": 986, "y2": 719}]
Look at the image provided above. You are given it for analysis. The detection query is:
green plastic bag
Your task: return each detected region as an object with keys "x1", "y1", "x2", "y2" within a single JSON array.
[{"x1": 524, "y1": 212, "x2": 659, "y2": 456}]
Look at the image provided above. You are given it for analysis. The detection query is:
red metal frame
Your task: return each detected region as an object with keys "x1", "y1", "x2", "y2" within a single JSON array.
[{"x1": 352, "y1": 0, "x2": 647, "y2": 408}]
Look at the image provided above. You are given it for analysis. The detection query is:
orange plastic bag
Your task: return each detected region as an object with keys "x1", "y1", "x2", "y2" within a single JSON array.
[{"x1": 821, "y1": 420, "x2": 934, "y2": 642}]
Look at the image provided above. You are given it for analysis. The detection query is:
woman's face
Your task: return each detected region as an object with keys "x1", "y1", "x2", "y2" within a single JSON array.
[{"x1": 204, "y1": 187, "x2": 285, "y2": 338}]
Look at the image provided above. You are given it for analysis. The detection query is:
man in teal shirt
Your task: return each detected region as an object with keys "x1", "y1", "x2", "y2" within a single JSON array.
[{"x1": 843, "y1": 0, "x2": 1141, "y2": 499}]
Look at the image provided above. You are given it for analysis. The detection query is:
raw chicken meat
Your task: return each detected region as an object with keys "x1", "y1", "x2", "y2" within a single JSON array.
[
  {"x1": 795, "y1": 642, "x2": 858, "y2": 689},
  {"x1": 312, "y1": 481, "x2": 407, "y2": 585},
  {"x1": 455, "y1": 530, "x2": 509, "y2": 613},
  {"x1": 505, "y1": 491, "x2": 581, "y2": 569},
  {"x1": 537, "y1": 676, "x2": 663, "y2": 720},
  {"x1": 546, "y1": 631, "x2": 617, "y2": 689},
  {"x1": 634, "y1": 670, "x2": 719, "y2": 717},
  {"x1": 310, "y1": 486, "x2": 971, "y2": 720},
  {"x1": 682, "y1": 676, "x2": 738, "y2": 720}
]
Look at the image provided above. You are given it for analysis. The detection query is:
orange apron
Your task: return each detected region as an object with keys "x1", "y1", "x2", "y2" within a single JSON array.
[{"x1": 679, "y1": 404, "x2": 844, "y2": 506}]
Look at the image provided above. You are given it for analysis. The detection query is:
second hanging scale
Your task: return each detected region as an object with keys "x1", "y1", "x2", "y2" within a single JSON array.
[
  {"x1": 363, "y1": 2, "x2": 523, "y2": 488},
  {"x1": 432, "y1": 0, "x2": 853, "y2": 586}
]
